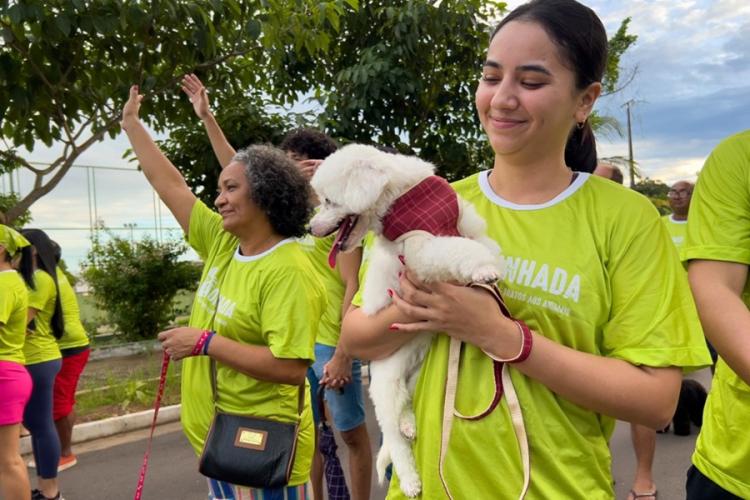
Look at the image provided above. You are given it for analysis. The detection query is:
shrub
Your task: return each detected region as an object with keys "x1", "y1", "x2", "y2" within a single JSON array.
[{"x1": 83, "y1": 235, "x2": 200, "y2": 340}]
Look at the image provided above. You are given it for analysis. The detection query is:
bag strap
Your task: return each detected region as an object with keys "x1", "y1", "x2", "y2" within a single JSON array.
[
  {"x1": 210, "y1": 358, "x2": 305, "y2": 416},
  {"x1": 438, "y1": 283, "x2": 530, "y2": 500}
]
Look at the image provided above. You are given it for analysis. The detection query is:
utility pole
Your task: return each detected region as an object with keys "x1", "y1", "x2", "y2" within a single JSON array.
[{"x1": 623, "y1": 99, "x2": 636, "y2": 188}]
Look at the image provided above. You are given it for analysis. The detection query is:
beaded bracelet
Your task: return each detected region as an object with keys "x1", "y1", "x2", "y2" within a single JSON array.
[{"x1": 483, "y1": 320, "x2": 533, "y2": 364}]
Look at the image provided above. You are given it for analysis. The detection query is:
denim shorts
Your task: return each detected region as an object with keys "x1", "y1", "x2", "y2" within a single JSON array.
[{"x1": 306, "y1": 343, "x2": 366, "y2": 432}]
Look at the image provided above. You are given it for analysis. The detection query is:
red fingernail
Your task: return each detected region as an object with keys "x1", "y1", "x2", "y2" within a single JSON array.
[
  {"x1": 389, "y1": 324, "x2": 399, "y2": 331},
  {"x1": 398, "y1": 255, "x2": 405, "y2": 265},
  {"x1": 387, "y1": 289, "x2": 393, "y2": 297}
]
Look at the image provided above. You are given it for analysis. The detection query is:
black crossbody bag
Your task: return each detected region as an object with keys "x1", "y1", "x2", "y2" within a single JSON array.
[{"x1": 198, "y1": 360, "x2": 304, "y2": 488}]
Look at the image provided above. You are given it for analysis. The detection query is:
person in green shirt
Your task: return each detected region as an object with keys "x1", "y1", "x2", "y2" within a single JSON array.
[
  {"x1": 121, "y1": 85, "x2": 326, "y2": 499},
  {"x1": 663, "y1": 181, "x2": 693, "y2": 250},
  {"x1": 341, "y1": 1, "x2": 710, "y2": 498},
  {"x1": 19, "y1": 229, "x2": 65, "y2": 500},
  {"x1": 180, "y1": 75, "x2": 372, "y2": 500},
  {"x1": 683, "y1": 130, "x2": 750, "y2": 499},
  {"x1": 0, "y1": 224, "x2": 33, "y2": 500},
  {"x1": 50, "y1": 241, "x2": 91, "y2": 472}
]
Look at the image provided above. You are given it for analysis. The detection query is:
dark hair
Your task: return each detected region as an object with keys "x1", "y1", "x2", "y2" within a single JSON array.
[
  {"x1": 491, "y1": 0, "x2": 607, "y2": 172},
  {"x1": 51, "y1": 239, "x2": 62, "y2": 263},
  {"x1": 232, "y1": 145, "x2": 312, "y2": 238},
  {"x1": 279, "y1": 128, "x2": 338, "y2": 160},
  {"x1": 19, "y1": 229, "x2": 64, "y2": 339}
]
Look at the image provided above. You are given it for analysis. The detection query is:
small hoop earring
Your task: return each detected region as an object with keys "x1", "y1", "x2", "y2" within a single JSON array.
[{"x1": 576, "y1": 120, "x2": 586, "y2": 130}]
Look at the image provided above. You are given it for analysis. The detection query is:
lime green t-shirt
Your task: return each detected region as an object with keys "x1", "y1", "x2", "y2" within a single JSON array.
[
  {"x1": 297, "y1": 233, "x2": 346, "y2": 347},
  {"x1": 55, "y1": 268, "x2": 89, "y2": 351},
  {"x1": 181, "y1": 201, "x2": 326, "y2": 486},
  {"x1": 683, "y1": 130, "x2": 750, "y2": 499},
  {"x1": 0, "y1": 270, "x2": 28, "y2": 364},
  {"x1": 661, "y1": 214, "x2": 688, "y2": 251},
  {"x1": 356, "y1": 172, "x2": 710, "y2": 499},
  {"x1": 23, "y1": 269, "x2": 62, "y2": 365}
]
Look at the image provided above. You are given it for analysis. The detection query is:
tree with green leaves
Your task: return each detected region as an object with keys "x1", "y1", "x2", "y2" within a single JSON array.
[
  {"x1": 83, "y1": 234, "x2": 201, "y2": 339},
  {"x1": 164, "y1": 3, "x2": 637, "y2": 189},
  {"x1": 0, "y1": 192, "x2": 31, "y2": 226},
  {"x1": 0, "y1": 0, "x2": 357, "y2": 223},
  {"x1": 633, "y1": 177, "x2": 671, "y2": 215}
]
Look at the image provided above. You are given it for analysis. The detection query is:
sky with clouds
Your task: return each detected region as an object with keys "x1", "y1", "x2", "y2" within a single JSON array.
[{"x1": 5, "y1": 0, "x2": 749, "y2": 270}]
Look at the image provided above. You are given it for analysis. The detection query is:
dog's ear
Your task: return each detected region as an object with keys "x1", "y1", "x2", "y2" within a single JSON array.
[{"x1": 342, "y1": 160, "x2": 390, "y2": 214}]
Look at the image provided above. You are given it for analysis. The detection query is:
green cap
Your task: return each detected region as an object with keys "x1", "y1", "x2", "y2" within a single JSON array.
[{"x1": 0, "y1": 224, "x2": 30, "y2": 257}]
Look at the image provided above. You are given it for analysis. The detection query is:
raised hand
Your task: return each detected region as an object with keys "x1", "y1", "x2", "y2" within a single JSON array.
[
  {"x1": 121, "y1": 85, "x2": 143, "y2": 129},
  {"x1": 181, "y1": 73, "x2": 211, "y2": 119}
]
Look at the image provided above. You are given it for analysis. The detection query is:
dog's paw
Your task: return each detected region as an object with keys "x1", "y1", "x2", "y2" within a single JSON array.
[
  {"x1": 471, "y1": 265, "x2": 499, "y2": 284},
  {"x1": 399, "y1": 473, "x2": 422, "y2": 498},
  {"x1": 399, "y1": 412, "x2": 417, "y2": 441}
]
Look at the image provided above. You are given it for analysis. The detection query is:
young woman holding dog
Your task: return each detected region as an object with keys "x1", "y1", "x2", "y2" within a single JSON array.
[
  {"x1": 341, "y1": 1, "x2": 711, "y2": 498},
  {"x1": 121, "y1": 86, "x2": 327, "y2": 499}
]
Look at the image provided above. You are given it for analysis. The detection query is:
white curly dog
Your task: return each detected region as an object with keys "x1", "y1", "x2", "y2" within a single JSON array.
[{"x1": 309, "y1": 144, "x2": 503, "y2": 497}]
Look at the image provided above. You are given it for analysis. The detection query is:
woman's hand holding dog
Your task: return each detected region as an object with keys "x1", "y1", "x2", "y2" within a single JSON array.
[{"x1": 389, "y1": 269, "x2": 523, "y2": 359}]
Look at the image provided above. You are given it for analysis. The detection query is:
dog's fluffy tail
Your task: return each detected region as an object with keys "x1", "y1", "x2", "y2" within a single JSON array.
[{"x1": 376, "y1": 444, "x2": 392, "y2": 484}]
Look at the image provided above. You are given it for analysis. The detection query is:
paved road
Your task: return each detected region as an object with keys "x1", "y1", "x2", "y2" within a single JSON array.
[{"x1": 16, "y1": 370, "x2": 712, "y2": 500}]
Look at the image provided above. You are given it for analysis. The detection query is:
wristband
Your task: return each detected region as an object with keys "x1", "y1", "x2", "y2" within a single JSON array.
[
  {"x1": 191, "y1": 330, "x2": 212, "y2": 356},
  {"x1": 483, "y1": 320, "x2": 533, "y2": 364},
  {"x1": 202, "y1": 330, "x2": 216, "y2": 355}
]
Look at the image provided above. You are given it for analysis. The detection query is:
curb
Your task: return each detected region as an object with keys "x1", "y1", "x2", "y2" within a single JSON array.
[
  {"x1": 89, "y1": 340, "x2": 161, "y2": 361},
  {"x1": 21, "y1": 404, "x2": 181, "y2": 455}
]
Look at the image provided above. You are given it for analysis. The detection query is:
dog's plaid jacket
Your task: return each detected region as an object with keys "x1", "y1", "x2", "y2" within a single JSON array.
[{"x1": 381, "y1": 176, "x2": 461, "y2": 241}]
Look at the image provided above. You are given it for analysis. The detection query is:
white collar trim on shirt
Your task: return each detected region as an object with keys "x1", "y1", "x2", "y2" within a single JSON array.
[
  {"x1": 669, "y1": 214, "x2": 688, "y2": 224},
  {"x1": 233, "y1": 238, "x2": 294, "y2": 262},
  {"x1": 0, "y1": 269, "x2": 17, "y2": 274},
  {"x1": 478, "y1": 170, "x2": 590, "y2": 210}
]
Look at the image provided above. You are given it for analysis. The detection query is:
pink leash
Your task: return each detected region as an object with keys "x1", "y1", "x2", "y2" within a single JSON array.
[{"x1": 133, "y1": 351, "x2": 170, "y2": 500}]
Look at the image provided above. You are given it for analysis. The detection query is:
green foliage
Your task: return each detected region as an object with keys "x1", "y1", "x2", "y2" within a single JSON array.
[
  {"x1": 313, "y1": 1, "x2": 506, "y2": 181},
  {"x1": 634, "y1": 177, "x2": 671, "y2": 214},
  {"x1": 0, "y1": 192, "x2": 32, "y2": 226},
  {"x1": 0, "y1": 0, "x2": 637, "y2": 221},
  {"x1": 633, "y1": 177, "x2": 670, "y2": 198},
  {"x1": 0, "y1": 0, "x2": 357, "y2": 222},
  {"x1": 83, "y1": 235, "x2": 200, "y2": 340},
  {"x1": 160, "y1": 98, "x2": 291, "y2": 206},
  {"x1": 602, "y1": 18, "x2": 638, "y2": 95}
]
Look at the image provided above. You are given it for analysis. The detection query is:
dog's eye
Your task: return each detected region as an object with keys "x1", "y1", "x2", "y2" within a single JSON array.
[{"x1": 324, "y1": 198, "x2": 331, "y2": 205}]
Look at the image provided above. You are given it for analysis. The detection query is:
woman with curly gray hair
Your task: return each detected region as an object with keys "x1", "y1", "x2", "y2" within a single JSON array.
[{"x1": 121, "y1": 85, "x2": 326, "y2": 499}]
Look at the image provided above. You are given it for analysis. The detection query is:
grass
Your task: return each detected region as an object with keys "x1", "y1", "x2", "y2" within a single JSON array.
[
  {"x1": 70, "y1": 290, "x2": 196, "y2": 421},
  {"x1": 76, "y1": 351, "x2": 182, "y2": 423},
  {"x1": 77, "y1": 290, "x2": 196, "y2": 346}
]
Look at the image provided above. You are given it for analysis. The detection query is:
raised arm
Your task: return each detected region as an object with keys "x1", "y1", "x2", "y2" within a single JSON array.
[
  {"x1": 181, "y1": 74, "x2": 236, "y2": 168},
  {"x1": 120, "y1": 85, "x2": 196, "y2": 233},
  {"x1": 688, "y1": 259, "x2": 750, "y2": 385}
]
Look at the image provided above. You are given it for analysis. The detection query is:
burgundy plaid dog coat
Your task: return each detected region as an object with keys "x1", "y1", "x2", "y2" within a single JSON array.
[{"x1": 381, "y1": 176, "x2": 461, "y2": 242}]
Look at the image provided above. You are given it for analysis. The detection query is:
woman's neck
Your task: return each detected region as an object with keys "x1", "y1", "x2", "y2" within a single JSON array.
[
  {"x1": 0, "y1": 260, "x2": 13, "y2": 272},
  {"x1": 236, "y1": 228, "x2": 285, "y2": 257},
  {"x1": 489, "y1": 154, "x2": 574, "y2": 205}
]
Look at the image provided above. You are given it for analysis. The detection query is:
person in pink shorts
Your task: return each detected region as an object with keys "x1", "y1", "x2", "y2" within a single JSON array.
[{"x1": 0, "y1": 224, "x2": 33, "y2": 500}]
